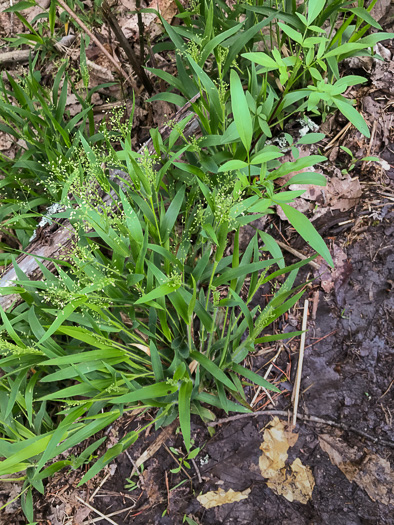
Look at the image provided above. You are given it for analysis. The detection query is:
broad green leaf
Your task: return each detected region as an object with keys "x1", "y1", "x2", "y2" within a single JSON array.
[
  {"x1": 213, "y1": 259, "x2": 276, "y2": 287},
  {"x1": 278, "y1": 22, "x2": 303, "y2": 45},
  {"x1": 333, "y1": 96, "x2": 370, "y2": 137},
  {"x1": 307, "y1": 0, "x2": 325, "y2": 25},
  {"x1": 297, "y1": 132, "x2": 325, "y2": 145},
  {"x1": 150, "y1": 341, "x2": 164, "y2": 381},
  {"x1": 232, "y1": 363, "x2": 280, "y2": 392},
  {"x1": 250, "y1": 150, "x2": 283, "y2": 164},
  {"x1": 284, "y1": 172, "x2": 326, "y2": 186},
  {"x1": 348, "y1": 7, "x2": 382, "y2": 30},
  {"x1": 0, "y1": 434, "x2": 52, "y2": 475},
  {"x1": 358, "y1": 32, "x2": 394, "y2": 47},
  {"x1": 148, "y1": 92, "x2": 187, "y2": 106},
  {"x1": 160, "y1": 186, "x2": 185, "y2": 242},
  {"x1": 120, "y1": 189, "x2": 143, "y2": 245},
  {"x1": 323, "y1": 42, "x2": 366, "y2": 58},
  {"x1": 37, "y1": 298, "x2": 87, "y2": 344},
  {"x1": 218, "y1": 160, "x2": 249, "y2": 172},
  {"x1": 259, "y1": 232, "x2": 285, "y2": 269},
  {"x1": 113, "y1": 381, "x2": 177, "y2": 404},
  {"x1": 230, "y1": 70, "x2": 253, "y2": 152},
  {"x1": 242, "y1": 52, "x2": 278, "y2": 69},
  {"x1": 279, "y1": 203, "x2": 333, "y2": 266},
  {"x1": 4, "y1": 0, "x2": 35, "y2": 12},
  {"x1": 202, "y1": 223, "x2": 218, "y2": 245},
  {"x1": 35, "y1": 407, "x2": 85, "y2": 473},
  {"x1": 200, "y1": 23, "x2": 243, "y2": 64},
  {"x1": 179, "y1": 380, "x2": 193, "y2": 451},
  {"x1": 195, "y1": 392, "x2": 251, "y2": 413},
  {"x1": 256, "y1": 330, "x2": 304, "y2": 343}
]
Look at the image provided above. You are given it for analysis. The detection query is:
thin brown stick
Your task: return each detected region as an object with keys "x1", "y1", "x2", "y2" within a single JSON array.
[
  {"x1": 367, "y1": 120, "x2": 377, "y2": 157},
  {"x1": 56, "y1": 0, "x2": 136, "y2": 89},
  {"x1": 276, "y1": 240, "x2": 320, "y2": 270},
  {"x1": 91, "y1": 505, "x2": 136, "y2": 524},
  {"x1": 323, "y1": 121, "x2": 352, "y2": 151},
  {"x1": 102, "y1": 0, "x2": 153, "y2": 94},
  {"x1": 251, "y1": 345, "x2": 283, "y2": 407},
  {"x1": 304, "y1": 329, "x2": 337, "y2": 350},
  {"x1": 164, "y1": 445, "x2": 192, "y2": 480},
  {"x1": 75, "y1": 495, "x2": 120, "y2": 525},
  {"x1": 136, "y1": 0, "x2": 145, "y2": 63},
  {"x1": 191, "y1": 458, "x2": 202, "y2": 483},
  {"x1": 292, "y1": 299, "x2": 309, "y2": 426},
  {"x1": 207, "y1": 410, "x2": 394, "y2": 449}
]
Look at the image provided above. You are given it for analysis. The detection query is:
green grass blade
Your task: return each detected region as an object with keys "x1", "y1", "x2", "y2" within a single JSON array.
[
  {"x1": 178, "y1": 380, "x2": 193, "y2": 451},
  {"x1": 279, "y1": 203, "x2": 333, "y2": 266}
]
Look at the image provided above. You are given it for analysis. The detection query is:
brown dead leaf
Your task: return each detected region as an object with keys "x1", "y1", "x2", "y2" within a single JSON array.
[
  {"x1": 0, "y1": 131, "x2": 13, "y2": 151},
  {"x1": 314, "y1": 243, "x2": 352, "y2": 306},
  {"x1": 319, "y1": 434, "x2": 394, "y2": 506},
  {"x1": 259, "y1": 417, "x2": 298, "y2": 478},
  {"x1": 119, "y1": 0, "x2": 176, "y2": 40},
  {"x1": 259, "y1": 418, "x2": 314, "y2": 504},
  {"x1": 197, "y1": 488, "x2": 251, "y2": 509},
  {"x1": 267, "y1": 458, "x2": 315, "y2": 504},
  {"x1": 371, "y1": 60, "x2": 394, "y2": 96},
  {"x1": 325, "y1": 172, "x2": 362, "y2": 212},
  {"x1": 147, "y1": 0, "x2": 177, "y2": 23}
]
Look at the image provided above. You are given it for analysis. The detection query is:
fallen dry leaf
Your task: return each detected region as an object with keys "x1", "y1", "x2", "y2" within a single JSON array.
[
  {"x1": 267, "y1": 458, "x2": 315, "y2": 504},
  {"x1": 259, "y1": 417, "x2": 298, "y2": 478},
  {"x1": 259, "y1": 417, "x2": 315, "y2": 504},
  {"x1": 314, "y1": 243, "x2": 353, "y2": 306},
  {"x1": 319, "y1": 434, "x2": 394, "y2": 506},
  {"x1": 0, "y1": 131, "x2": 13, "y2": 151},
  {"x1": 197, "y1": 488, "x2": 251, "y2": 509},
  {"x1": 119, "y1": 0, "x2": 176, "y2": 40}
]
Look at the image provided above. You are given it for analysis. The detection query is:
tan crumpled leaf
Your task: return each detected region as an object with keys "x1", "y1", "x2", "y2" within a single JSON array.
[
  {"x1": 197, "y1": 488, "x2": 251, "y2": 509},
  {"x1": 259, "y1": 417, "x2": 298, "y2": 478},
  {"x1": 259, "y1": 417, "x2": 314, "y2": 504},
  {"x1": 119, "y1": 0, "x2": 176, "y2": 40},
  {"x1": 267, "y1": 458, "x2": 315, "y2": 504},
  {"x1": 319, "y1": 435, "x2": 394, "y2": 506}
]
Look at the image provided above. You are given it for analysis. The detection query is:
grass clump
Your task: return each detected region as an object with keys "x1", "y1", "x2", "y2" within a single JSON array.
[{"x1": 0, "y1": 0, "x2": 391, "y2": 520}]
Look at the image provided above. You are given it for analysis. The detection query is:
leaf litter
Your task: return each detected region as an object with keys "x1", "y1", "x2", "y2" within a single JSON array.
[
  {"x1": 259, "y1": 417, "x2": 315, "y2": 504},
  {"x1": 197, "y1": 488, "x2": 252, "y2": 509},
  {"x1": 319, "y1": 434, "x2": 394, "y2": 506}
]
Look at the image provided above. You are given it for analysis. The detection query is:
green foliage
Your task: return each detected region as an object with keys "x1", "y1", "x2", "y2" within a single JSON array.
[
  {"x1": 152, "y1": 0, "x2": 392, "y2": 138},
  {"x1": 0, "y1": 0, "x2": 390, "y2": 520},
  {"x1": 0, "y1": 96, "x2": 316, "y2": 501},
  {"x1": 0, "y1": 61, "x2": 116, "y2": 255}
]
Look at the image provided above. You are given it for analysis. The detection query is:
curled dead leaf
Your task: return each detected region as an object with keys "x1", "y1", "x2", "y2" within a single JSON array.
[
  {"x1": 197, "y1": 488, "x2": 251, "y2": 509},
  {"x1": 259, "y1": 417, "x2": 315, "y2": 504},
  {"x1": 319, "y1": 434, "x2": 394, "y2": 506}
]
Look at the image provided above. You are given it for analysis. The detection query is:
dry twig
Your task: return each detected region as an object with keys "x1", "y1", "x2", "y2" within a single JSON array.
[
  {"x1": 56, "y1": 0, "x2": 136, "y2": 89},
  {"x1": 207, "y1": 410, "x2": 394, "y2": 449},
  {"x1": 292, "y1": 299, "x2": 309, "y2": 426}
]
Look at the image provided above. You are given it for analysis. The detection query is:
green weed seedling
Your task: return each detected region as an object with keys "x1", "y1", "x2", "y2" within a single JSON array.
[
  {"x1": 339, "y1": 146, "x2": 380, "y2": 174},
  {"x1": 169, "y1": 445, "x2": 201, "y2": 474}
]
